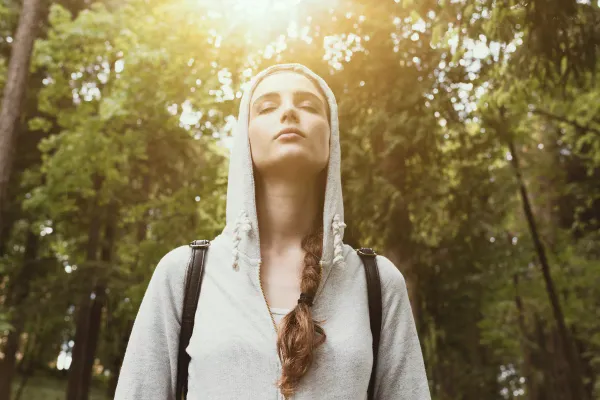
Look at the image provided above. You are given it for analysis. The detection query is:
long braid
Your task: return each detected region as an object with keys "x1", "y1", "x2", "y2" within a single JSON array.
[{"x1": 276, "y1": 226, "x2": 325, "y2": 398}]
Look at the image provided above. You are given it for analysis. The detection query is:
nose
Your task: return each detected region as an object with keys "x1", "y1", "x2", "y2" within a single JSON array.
[{"x1": 280, "y1": 102, "x2": 300, "y2": 124}]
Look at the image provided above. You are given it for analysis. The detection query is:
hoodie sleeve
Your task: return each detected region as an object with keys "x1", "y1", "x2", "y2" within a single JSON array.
[
  {"x1": 373, "y1": 255, "x2": 431, "y2": 400},
  {"x1": 114, "y1": 245, "x2": 191, "y2": 400}
]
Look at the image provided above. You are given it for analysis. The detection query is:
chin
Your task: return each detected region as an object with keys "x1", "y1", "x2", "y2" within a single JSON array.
[
  {"x1": 261, "y1": 151, "x2": 327, "y2": 177},
  {"x1": 276, "y1": 144, "x2": 311, "y2": 160}
]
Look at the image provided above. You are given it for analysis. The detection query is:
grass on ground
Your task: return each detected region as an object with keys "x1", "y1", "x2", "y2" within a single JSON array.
[{"x1": 11, "y1": 375, "x2": 110, "y2": 400}]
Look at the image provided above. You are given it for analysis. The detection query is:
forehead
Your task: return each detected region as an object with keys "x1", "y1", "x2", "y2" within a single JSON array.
[{"x1": 250, "y1": 71, "x2": 325, "y2": 103}]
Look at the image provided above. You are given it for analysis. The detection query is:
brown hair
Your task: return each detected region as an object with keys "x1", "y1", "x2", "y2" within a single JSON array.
[{"x1": 276, "y1": 225, "x2": 326, "y2": 398}]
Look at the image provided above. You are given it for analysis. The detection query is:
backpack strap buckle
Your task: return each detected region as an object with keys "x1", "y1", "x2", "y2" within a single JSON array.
[
  {"x1": 189, "y1": 240, "x2": 210, "y2": 249},
  {"x1": 357, "y1": 247, "x2": 377, "y2": 257}
]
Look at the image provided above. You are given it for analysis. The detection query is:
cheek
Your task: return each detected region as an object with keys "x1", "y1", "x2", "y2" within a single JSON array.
[
  {"x1": 248, "y1": 121, "x2": 266, "y2": 160},
  {"x1": 314, "y1": 123, "x2": 331, "y2": 161}
]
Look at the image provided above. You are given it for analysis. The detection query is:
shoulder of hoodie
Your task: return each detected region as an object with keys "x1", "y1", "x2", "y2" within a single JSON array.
[
  {"x1": 151, "y1": 244, "x2": 192, "y2": 289},
  {"x1": 151, "y1": 236, "x2": 230, "y2": 287},
  {"x1": 342, "y1": 244, "x2": 408, "y2": 301}
]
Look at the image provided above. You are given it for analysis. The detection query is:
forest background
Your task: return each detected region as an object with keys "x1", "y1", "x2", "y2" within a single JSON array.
[{"x1": 0, "y1": 0, "x2": 599, "y2": 399}]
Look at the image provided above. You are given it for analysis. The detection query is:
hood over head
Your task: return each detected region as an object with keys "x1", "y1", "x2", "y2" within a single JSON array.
[{"x1": 223, "y1": 63, "x2": 346, "y2": 286}]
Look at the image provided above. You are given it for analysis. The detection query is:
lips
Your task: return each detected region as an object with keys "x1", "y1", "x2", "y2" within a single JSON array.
[{"x1": 275, "y1": 127, "x2": 306, "y2": 139}]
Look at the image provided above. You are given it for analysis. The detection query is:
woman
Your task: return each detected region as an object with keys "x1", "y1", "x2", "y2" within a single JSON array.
[{"x1": 115, "y1": 63, "x2": 430, "y2": 399}]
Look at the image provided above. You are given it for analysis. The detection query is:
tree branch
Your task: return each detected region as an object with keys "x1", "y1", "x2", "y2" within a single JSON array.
[{"x1": 533, "y1": 109, "x2": 600, "y2": 136}]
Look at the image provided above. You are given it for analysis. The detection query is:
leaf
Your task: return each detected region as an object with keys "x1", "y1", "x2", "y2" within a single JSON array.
[
  {"x1": 28, "y1": 116, "x2": 53, "y2": 133},
  {"x1": 0, "y1": 315, "x2": 13, "y2": 332},
  {"x1": 410, "y1": 10, "x2": 421, "y2": 23},
  {"x1": 464, "y1": 4, "x2": 474, "y2": 18},
  {"x1": 99, "y1": 95, "x2": 127, "y2": 121},
  {"x1": 431, "y1": 24, "x2": 444, "y2": 46}
]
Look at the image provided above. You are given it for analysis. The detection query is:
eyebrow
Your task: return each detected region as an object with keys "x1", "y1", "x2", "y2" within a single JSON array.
[{"x1": 252, "y1": 91, "x2": 326, "y2": 111}]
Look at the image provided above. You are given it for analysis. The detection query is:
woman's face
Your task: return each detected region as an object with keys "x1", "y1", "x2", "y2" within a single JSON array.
[{"x1": 248, "y1": 71, "x2": 331, "y2": 177}]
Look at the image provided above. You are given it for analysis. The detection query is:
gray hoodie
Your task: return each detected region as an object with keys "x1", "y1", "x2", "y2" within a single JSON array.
[{"x1": 114, "y1": 63, "x2": 431, "y2": 400}]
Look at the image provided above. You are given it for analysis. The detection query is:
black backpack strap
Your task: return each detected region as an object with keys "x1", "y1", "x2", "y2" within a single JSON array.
[
  {"x1": 176, "y1": 240, "x2": 210, "y2": 400},
  {"x1": 357, "y1": 248, "x2": 382, "y2": 400}
]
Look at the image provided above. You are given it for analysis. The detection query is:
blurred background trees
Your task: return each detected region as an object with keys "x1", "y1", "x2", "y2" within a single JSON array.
[{"x1": 0, "y1": 0, "x2": 598, "y2": 398}]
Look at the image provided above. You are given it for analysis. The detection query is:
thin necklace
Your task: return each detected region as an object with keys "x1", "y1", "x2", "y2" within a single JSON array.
[
  {"x1": 257, "y1": 259, "x2": 324, "y2": 335},
  {"x1": 258, "y1": 262, "x2": 279, "y2": 334}
]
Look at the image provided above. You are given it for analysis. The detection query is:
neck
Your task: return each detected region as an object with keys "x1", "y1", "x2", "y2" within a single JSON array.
[{"x1": 255, "y1": 172, "x2": 322, "y2": 255}]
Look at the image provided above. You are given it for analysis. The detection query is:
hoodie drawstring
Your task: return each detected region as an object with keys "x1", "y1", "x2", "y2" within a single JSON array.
[
  {"x1": 332, "y1": 214, "x2": 346, "y2": 266},
  {"x1": 232, "y1": 210, "x2": 252, "y2": 270},
  {"x1": 232, "y1": 211, "x2": 346, "y2": 269}
]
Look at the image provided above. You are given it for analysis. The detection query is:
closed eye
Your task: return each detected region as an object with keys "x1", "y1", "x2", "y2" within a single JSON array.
[
  {"x1": 300, "y1": 103, "x2": 319, "y2": 112},
  {"x1": 258, "y1": 105, "x2": 277, "y2": 114}
]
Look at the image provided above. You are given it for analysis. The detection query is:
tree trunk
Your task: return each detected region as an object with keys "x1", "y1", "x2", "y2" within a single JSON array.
[
  {"x1": 0, "y1": 0, "x2": 41, "y2": 233},
  {"x1": 0, "y1": 320, "x2": 23, "y2": 399},
  {"x1": 107, "y1": 319, "x2": 133, "y2": 398},
  {"x1": 66, "y1": 282, "x2": 98, "y2": 398},
  {"x1": 13, "y1": 329, "x2": 38, "y2": 400},
  {"x1": 66, "y1": 200, "x2": 116, "y2": 400},
  {"x1": 0, "y1": 228, "x2": 38, "y2": 399},
  {"x1": 108, "y1": 214, "x2": 147, "y2": 398},
  {"x1": 512, "y1": 272, "x2": 539, "y2": 399},
  {"x1": 384, "y1": 199, "x2": 421, "y2": 322},
  {"x1": 500, "y1": 108, "x2": 586, "y2": 400},
  {"x1": 532, "y1": 315, "x2": 560, "y2": 400},
  {"x1": 66, "y1": 193, "x2": 102, "y2": 400}
]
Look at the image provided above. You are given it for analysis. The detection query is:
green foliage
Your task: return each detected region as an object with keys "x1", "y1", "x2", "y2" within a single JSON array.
[
  {"x1": 0, "y1": 315, "x2": 13, "y2": 332},
  {"x1": 1, "y1": 0, "x2": 598, "y2": 399}
]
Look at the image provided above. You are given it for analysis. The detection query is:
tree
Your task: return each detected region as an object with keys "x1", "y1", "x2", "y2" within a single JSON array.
[
  {"x1": 0, "y1": 0, "x2": 42, "y2": 233},
  {"x1": 1, "y1": 0, "x2": 598, "y2": 398},
  {"x1": 21, "y1": 1, "x2": 242, "y2": 397}
]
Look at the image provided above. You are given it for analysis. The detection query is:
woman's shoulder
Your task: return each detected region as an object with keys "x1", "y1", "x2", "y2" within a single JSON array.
[
  {"x1": 151, "y1": 245, "x2": 193, "y2": 285},
  {"x1": 158, "y1": 244, "x2": 192, "y2": 268},
  {"x1": 151, "y1": 236, "x2": 227, "y2": 282},
  {"x1": 342, "y1": 244, "x2": 408, "y2": 295},
  {"x1": 374, "y1": 254, "x2": 407, "y2": 293}
]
